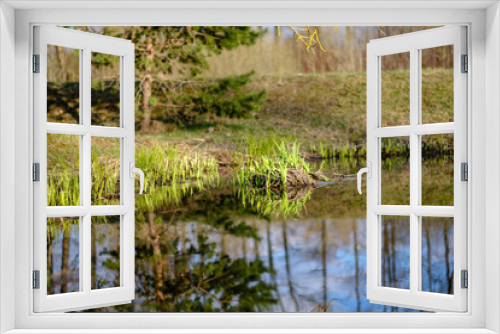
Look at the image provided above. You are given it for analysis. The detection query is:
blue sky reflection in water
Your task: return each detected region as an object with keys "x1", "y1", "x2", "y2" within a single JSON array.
[{"x1": 47, "y1": 158, "x2": 455, "y2": 312}]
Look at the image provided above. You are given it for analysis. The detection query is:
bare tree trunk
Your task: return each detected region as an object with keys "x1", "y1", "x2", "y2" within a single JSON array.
[
  {"x1": 444, "y1": 222, "x2": 453, "y2": 294},
  {"x1": 425, "y1": 223, "x2": 432, "y2": 292},
  {"x1": 352, "y1": 219, "x2": 361, "y2": 312},
  {"x1": 389, "y1": 219, "x2": 396, "y2": 311},
  {"x1": 382, "y1": 220, "x2": 392, "y2": 286},
  {"x1": 321, "y1": 220, "x2": 327, "y2": 308},
  {"x1": 220, "y1": 233, "x2": 226, "y2": 258},
  {"x1": 141, "y1": 32, "x2": 155, "y2": 132},
  {"x1": 91, "y1": 226, "x2": 97, "y2": 289},
  {"x1": 47, "y1": 237, "x2": 54, "y2": 294},
  {"x1": 148, "y1": 212, "x2": 164, "y2": 305},
  {"x1": 283, "y1": 221, "x2": 299, "y2": 312},
  {"x1": 61, "y1": 225, "x2": 70, "y2": 293},
  {"x1": 257, "y1": 27, "x2": 265, "y2": 74},
  {"x1": 274, "y1": 26, "x2": 280, "y2": 45},
  {"x1": 390, "y1": 218, "x2": 396, "y2": 287},
  {"x1": 55, "y1": 46, "x2": 68, "y2": 82},
  {"x1": 253, "y1": 221, "x2": 260, "y2": 260},
  {"x1": 181, "y1": 222, "x2": 187, "y2": 253},
  {"x1": 267, "y1": 223, "x2": 284, "y2": 311},
  {"x1": 242, "y1": 237, "x2": 247, "y2": 262},
  {"x1": 381, "y1": 220, "x2": 392, "y2": 311},
  {"x1": 344, "y1": 27, "x2": 355, "y2": 72}
]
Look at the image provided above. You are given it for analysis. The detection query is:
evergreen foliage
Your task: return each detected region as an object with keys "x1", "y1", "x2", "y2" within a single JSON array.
[
  {"x1": 90, "y1": 26, "x2": 267, "y2": 130},
  {"x1": 169, "y1": 71, "x2": 267, "y2": 123}
]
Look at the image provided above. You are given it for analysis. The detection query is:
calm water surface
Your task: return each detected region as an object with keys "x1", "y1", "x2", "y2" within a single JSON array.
[{"x1": 49, "y1": 157, "x2": 454, "y2": 312}]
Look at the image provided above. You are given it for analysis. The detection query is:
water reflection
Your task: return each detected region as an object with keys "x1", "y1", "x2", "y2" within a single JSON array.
[
  {"x1": 381, "y1": 216, "x2": 410, "y2": 290},
  {"x1": 53, "y1": 157, "x2": 454, "y2": 312},
  {"x1": 421, "y1": 217, "x2": 454, "y2": 294},
  {"x1": 47, "y1": 217, "x2": 80, "y2": 295}
]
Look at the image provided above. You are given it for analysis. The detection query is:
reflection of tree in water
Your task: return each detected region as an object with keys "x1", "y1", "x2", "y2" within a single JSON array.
[
  {"x1": 352, "y1": 219, "x2": 361, "y2": 312},
  {"x1": 422, "y1": 217, "x2": 454, "y2": 295},
  {"x1": 381, "y1": 216, "x2": 454, "y2": 302},
  {"x1": 381, "y1": 216, "x2": 410, "y2": 312},
  {"x1": 238, "y1": 186, "x2": 312, "y2": 219},
  {"x1": 282, "y1": 220, "x2": 299, "y2": 312},
  {"x1": 91, "y1": 216, "x2": 121, "y2": 290},
  {"x1": 47, "y1": 217, "x2": 80, "y2": 295},
  {"x1": 88, "y1": 189, "x2": 278, "y2": 312},
  {"x1": 48, "y1": 157, "x2": 456, "y2": 313},
  {"x1": 131, "y1": 216, "x2": 275, "y2": 312}
]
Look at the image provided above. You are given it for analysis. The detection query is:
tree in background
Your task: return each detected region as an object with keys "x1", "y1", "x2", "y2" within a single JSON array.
[
  {"x1": 96, "y1": 26, "x2": 266, "y2": 131},
  {"x1": 48, "y1": 26, "x2": 451, "y2": 129}
]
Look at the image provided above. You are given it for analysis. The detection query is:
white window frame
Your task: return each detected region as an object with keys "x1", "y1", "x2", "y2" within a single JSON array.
[
  {"x1": 0, "y1": 1, "x2": 499, "y2": 333},
  {"x1": 33, "y1": 25, "x2": 136, "y2": 313},
  {"x1": 365, "y1": 26, "x2": 468, "y2": 312}
]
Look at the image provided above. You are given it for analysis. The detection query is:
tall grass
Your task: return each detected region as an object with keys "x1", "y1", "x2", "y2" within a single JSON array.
[
  {"x1": 238, "y1": 187, "x2": 311, "y2": 219},
  {"x1": 135, "y1": 144, "x2": 220, "y2": 212},
  {"x1": 47, "y1": 134, "x2": 80, "y2": 206},
  {"x1": 47, "y1": 140, "x2": 221, "y2": 214},
  {"x1": 235, "y1": 140, "x2": 310, "y2": 189},
  {"x1": 47, "y1": 161, "x2": 80, "y2": 206},
  {"x1": 307, "y1": 141, "x2": 365, "y2": 159}
]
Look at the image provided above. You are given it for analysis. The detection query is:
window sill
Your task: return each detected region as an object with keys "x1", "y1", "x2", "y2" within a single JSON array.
[{"x1": 4, "y1": 329, "x2": 498, "y2": 334}]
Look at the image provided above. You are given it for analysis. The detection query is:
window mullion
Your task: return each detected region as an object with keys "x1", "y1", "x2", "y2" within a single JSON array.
[
  {"x1": 78, "y1": 47, "x2": 85, "y2": 291},
  {"x1": 82, "y1": 47, "x2": 92, "y2": 294},
  {"x1": 409, "y1": 47, "x2": 420, "y2": 294}
]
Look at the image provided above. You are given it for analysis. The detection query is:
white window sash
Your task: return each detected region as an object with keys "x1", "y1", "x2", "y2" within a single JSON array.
[
  {"x1": 366, "y1": 26, "x2": 467, "y2": 312},
  {"x1": 32, "y1": 25, "x2": 136, "y2": 313},
  {"x1": 6, "y1": 6, "x2": 490, "y2": 332}
]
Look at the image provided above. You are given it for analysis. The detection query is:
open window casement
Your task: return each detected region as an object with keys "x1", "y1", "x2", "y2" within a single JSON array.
[
  {"x1": 360, "y1": 26, "x2": 467, "y2": 312},
  {"x1": 33, "y1": 26, "x2": 140, "y2": 312}
]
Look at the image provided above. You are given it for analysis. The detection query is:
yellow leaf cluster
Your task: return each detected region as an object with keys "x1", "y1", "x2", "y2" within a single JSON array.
[{"x1": 278, "y1": 26, "x2": 330, "y2": 53}]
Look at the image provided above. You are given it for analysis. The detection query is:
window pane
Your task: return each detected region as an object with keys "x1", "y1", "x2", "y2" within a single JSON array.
[
  {"x1": 381, "y1": 216, "x2": 410, "y2": 290},
  {"x1": 381, "y1": 52, "x2": 410, "y2": 127},
  {"x1": 91, "y1": 215, "x2": 120, "y2": 289},
  {"x1": 421, "y1": 45, "x2": 454, "y2": 124},
  {"x1": 47, "y1": 133, "x2": 80, "y2": 206},
  {"x1": 47, "y1": 217, "x2": 80, "y2": 295},
  {"x1": 381, "y1": 137, "x2": 410, "y2": 205},
  {"x1": 421, "y1": 134, "x2": 454, "y2": 206},
  {"x1": 91, "y1": 137, "x2": 120, "y2": 205},
  {"x1": 47, "y1": 45, "x2": 80, "y2": 124},
  {"x1": 91, "y1": 53, "x2": 121, "y2": 127},
  {"x1": 421, "y1": 217, "x2": 454, "y2": 294}
]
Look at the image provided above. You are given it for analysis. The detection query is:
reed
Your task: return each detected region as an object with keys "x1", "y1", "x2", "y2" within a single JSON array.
[
  {"x1": 238, "y1": 186, "x2": 311, "y2": 218},
  {"x1": 135, "y1": 143, "x2": 220, "y2": 213},
  {"x1": 47, "y1": 141, "x2": 221, "y2": 215},
  {"x1": 234, "y1": 140, "x2": 310, "y2": 189}
]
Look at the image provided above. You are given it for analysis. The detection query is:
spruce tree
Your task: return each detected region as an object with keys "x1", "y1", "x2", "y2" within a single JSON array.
[{"x1": 98, "y1": 26, "x2": 265, "y2": 131}]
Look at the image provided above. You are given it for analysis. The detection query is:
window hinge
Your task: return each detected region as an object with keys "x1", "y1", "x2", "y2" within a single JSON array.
[
  {"x1": 33, "y1": 270, "x2": 40, "y2": 289},
  {"x1": 461, "y1": 270, "x2": 468, "y2": 289},
  {"x1": 33, "y1": 54, "x2": 40, "y2": 73},
  {"x1": 461, "y1": 54, "x2": 468, "y2": 73},
  {"x1": 33, "y1": 163, "x2": 40, "y2": 182},
  {"x1": 461, "y1": 162, "x2": 468, "y2": 182}
]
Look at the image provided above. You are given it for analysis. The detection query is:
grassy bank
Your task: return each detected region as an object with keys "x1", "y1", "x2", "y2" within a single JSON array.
[
  {"x1": 143, "y1": 68, "x2": 453, "y2": 161},
  {"x1": 47, "y1": 69, "x2": 454, "y2": 217}
]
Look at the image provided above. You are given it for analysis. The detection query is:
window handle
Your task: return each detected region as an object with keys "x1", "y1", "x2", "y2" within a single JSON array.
[
  {"x1": 129, "y1": 161, "x2": 144, "y2": 195},
  {"x1": 357, "y1": 162, "x2": 372, "y2": 195}
]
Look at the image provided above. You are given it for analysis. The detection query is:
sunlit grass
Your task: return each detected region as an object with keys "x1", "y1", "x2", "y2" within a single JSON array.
[
  {"x1": 238, "y1": 187, "x2": 311, "y2": 219},
  {"x1": 234, "y1": 140, "x2": 311, "y2": 189},
  {"x1": 135, "y1": 143, "x2": 220, "y2": 212},
  {"x1": 47, "y1": 140, "x2": 221, "y2": 213},
  {"x1": 47, "y1": 134, "x2": 80, "y2": 206}
]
